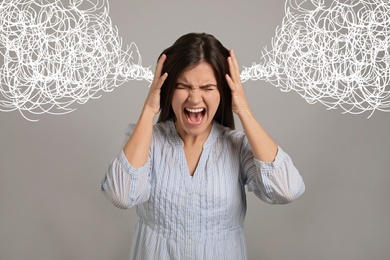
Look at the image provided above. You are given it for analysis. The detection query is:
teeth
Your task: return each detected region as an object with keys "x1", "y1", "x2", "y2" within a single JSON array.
[{"x1": 185, "y1": 108, "x2": 204, "y2": 113}]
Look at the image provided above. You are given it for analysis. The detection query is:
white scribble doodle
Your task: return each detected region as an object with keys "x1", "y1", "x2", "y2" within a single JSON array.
[
  {"x1": 0, "y1": 0, "x2": 153, "y2": 121},
  {"x1": 241, "y1": 0, "x2": 390, "y2": 117},
  {"x1": 2, "y1": 0, "x2": 389, "y2": 120}
]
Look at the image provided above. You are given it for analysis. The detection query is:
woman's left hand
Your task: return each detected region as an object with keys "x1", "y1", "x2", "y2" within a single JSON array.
[
  {"x1": 225, "y1": 49, "x2": 278, "y2": 162},
  {"x1": 225, "y1": 49, "x2": 251, "y2": 117}
]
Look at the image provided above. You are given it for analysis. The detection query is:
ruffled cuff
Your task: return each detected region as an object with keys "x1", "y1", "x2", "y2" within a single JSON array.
[{"x1": 254, "y1": 146, "x2": 285, "y2": 170}]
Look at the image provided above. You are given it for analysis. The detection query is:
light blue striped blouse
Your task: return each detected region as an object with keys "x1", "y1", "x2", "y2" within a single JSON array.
[{"x1": 101, "y1": 120, "x2": 305, "y2": 260}]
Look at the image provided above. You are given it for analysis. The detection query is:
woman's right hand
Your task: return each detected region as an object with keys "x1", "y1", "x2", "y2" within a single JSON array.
[{"x1": 143, "y1": 54, "x2": 168, "y2": 116}]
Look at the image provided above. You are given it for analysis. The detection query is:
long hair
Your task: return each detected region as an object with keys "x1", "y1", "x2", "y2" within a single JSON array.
[{"x1": 157, "y1": 32, "x2": 235, "y2": 129}]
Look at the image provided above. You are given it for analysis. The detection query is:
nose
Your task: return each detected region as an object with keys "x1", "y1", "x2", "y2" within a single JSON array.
[{"x1": 187, "y1": 88, "x2": 202, "y2": 104}]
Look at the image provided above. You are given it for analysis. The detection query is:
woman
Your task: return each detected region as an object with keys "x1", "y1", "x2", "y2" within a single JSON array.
[{"x1": 101, "y1": 32, "x2": 305, "y2": 260}]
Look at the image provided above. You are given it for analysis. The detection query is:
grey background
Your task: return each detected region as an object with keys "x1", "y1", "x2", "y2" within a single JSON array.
[{"x1": 1, "y1": 0, "x2": 390, "y2": 259}]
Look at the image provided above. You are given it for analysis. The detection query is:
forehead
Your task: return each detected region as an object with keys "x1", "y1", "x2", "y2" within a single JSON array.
[{"x1": 177, "y1": 62, "x2": 216, "y2": 84}]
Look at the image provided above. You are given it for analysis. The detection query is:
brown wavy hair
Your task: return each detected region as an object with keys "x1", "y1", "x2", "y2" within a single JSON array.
[{"x1": 157, "y1": 32, "x2": 235, "y2": 129}]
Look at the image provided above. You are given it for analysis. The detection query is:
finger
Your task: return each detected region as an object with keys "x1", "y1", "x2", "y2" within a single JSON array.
[
  {"x1": 227, "y1": 56, "x2": 235, "y2": 81},
  {"x1": 153, "y1": 54, "x2": 167, "y2": 84},
  {"x1": 229, "y1": 49, "x2": 241, "y2": 81},
  {"x1": 230, "y1": 49, "x2": 240, "y2": 71},
  {"x1": 155, "y1": 72, "x2": 168, "y2": 90},
  {"x1": 225, "y1": 73, "x2": 236, "y2": 92},
  {"x1": 227, "y1": 57, "x2": 240, "y2": 85},
  {"x1": 227, "y1": 56, "x2": 239, "y2": 84}
]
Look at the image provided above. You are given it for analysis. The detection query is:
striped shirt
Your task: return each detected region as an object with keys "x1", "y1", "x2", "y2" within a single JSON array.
[{"x1": 101, "y1": 120, "x2": 305, "y2": 260}]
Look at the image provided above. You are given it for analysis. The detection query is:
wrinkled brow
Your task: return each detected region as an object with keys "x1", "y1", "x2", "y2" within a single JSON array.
[{"x1": 176, "y1": 82, "x2": 217, "y2": 88}]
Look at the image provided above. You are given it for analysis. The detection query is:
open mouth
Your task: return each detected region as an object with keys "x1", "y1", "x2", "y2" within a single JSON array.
[{"x1": 184, "y1": 107, "x2": 206, "y2": 124}]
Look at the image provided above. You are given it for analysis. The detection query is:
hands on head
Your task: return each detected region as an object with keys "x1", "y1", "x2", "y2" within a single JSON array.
[
  {"x1": 225, "y1": 49, "x2": 251, "y2": 117},
  {"x1": 144, "y1": 49, "x2": 251, "y2": 119},
  {"x1": 143, "y1": 54, "x2": 168, "y2": 116}
]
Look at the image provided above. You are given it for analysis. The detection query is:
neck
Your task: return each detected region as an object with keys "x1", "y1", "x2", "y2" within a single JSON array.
[{"x1": 174, "y1": 122, "x2": 213, "y2": 147}]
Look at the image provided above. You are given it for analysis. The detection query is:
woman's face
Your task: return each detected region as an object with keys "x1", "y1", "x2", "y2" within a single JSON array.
[{"x1": 172, "y1": 62, "x2": 221, "y2": 140}]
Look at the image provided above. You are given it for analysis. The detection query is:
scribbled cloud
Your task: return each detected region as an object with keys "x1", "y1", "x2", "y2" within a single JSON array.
[
  {"x1": 1, "y1": 0, "x2": 389, "y2": 120},
  {"x1": 0, "y1": 0, "x2": 153, "y2": 121},
  {"x1": 241, "y1": 0, "x2": 390, "y2": 117}
]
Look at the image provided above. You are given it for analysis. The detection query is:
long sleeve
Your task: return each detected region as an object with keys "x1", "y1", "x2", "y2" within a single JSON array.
[
  {"x1": 101, "y1": 124, "x2": 152, "y2": 209},
  {"x1": 102, "y1": 121, "x2": 304, "y2": 259},
  {"x1": 241, "y1": 135, "x2": 305, "y2": 204}
]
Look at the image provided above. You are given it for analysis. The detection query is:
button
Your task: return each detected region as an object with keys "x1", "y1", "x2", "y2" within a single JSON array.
[
  {"x1": 188, "y1": 191, "x2": 192, "y2": 195},
  {"x1": 188, "y1": 236, "x2": 192, "y2": 244}
]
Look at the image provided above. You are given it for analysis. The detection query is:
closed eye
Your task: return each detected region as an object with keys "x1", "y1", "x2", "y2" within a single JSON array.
[
  {"x1": 175, "y1": 82, "x2": 217, "y2": 91},
  {"x1": 201, "y1": 85, "x2": 217, "y2": 91},
  {"x1": 175, "y1": 83, "x2": 191, "y2": 89}
]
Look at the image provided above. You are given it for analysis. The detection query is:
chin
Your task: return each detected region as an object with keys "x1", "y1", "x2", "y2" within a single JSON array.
[{"x1": 176, "y1": 116, "x2": 213, "y2": 138}]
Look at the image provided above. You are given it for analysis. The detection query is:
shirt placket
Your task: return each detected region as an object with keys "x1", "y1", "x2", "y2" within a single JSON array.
[{"x1": 184, "y1": 188, "x2": 195, "y2": 260}]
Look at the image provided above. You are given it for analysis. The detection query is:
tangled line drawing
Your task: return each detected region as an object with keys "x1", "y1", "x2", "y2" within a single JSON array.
[
  {"x1": 242, "y1": 0, "x2": 390, "y2": 117},
  {"x1": 0, "y1": 0, "x2": 153, "y2": 121},
  {"x1": 1, "y1": 0, "x2": 389, "y2": 120}
]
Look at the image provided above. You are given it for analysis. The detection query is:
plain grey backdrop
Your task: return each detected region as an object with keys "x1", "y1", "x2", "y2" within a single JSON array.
[{"x1": 1, "y1": 0, "x2": 390, "y2": 259}]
